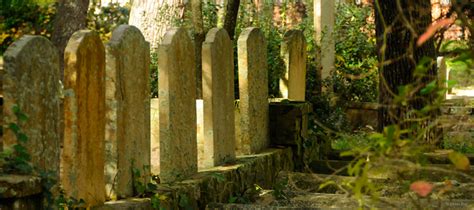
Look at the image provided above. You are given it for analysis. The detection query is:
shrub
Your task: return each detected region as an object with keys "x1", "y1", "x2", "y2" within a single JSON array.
[
  {"x1": 0, "y1": 0, "x2": 55, "y2": 55},
  {"x1": 87, "y1": 3, "x2": 131, "y2": 41},
  {"x1": 332, "y1": 3, "x2": 378, "y2": 103}
]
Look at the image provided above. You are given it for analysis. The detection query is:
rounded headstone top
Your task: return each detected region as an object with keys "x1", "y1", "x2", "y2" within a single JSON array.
[
  {"x1": 161, "y1": 27, "x2": 191, "y2": 46},
  {"x1": 4, "y1": 35, "x2": 57, "y2": 60},
  {"x1": 204, "y1": 28, "x2": 231, "y2": 44},
  {"x1": 238, "y1": 27, "x2": 265, "y2": 44},
  {"x1": 109, "y1": 24, "x2": 147, "y2": 45}
]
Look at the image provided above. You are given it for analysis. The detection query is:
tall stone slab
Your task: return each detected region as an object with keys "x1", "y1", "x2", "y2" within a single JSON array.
[
  {"x1": 237, "y1": 27, "x2": 269, "y2": 155},
  {"x1": 152, "y1": 99, "x2": 203, "y2": 174},
  {"x1": 105, "y1": 25, "x2": 150, "y2": 199},
  {"x1": 314, "y1": 0, "x2": 335, "y2": 92},
  {"x1": 0, "y1": 57, "x2": 3, "y2": 151},
  {"x1": 200, "y1": 28, "x2": 235, "y2": 168},
  {"x1": 280, "y1": 30, "x2": 307, "y2": 101},
  {"x1": 150, "y1": 98, "x2": 160, "y2": 175},
  {"x1": 437, "y1": 56, "x2": 450, "y2": 97},
  {"x1": 158, "y1": 27, "x2": 197, "y2": 183},
  {"x1": 3, "y1": 36, "x2": 61, "y2": 176},
  {"x1": 196, "y1": 99, "x2": 204, "y2": 168},
  {"x1": 62, "y1": 30, "x2": 106, "y2": 205}
]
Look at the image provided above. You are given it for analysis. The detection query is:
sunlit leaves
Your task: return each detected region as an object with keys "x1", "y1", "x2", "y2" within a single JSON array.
[
  {"x1": 448, "y1": 151, "x2": 470, "y2": 171},
  {"x1": 420, "y1": 80, "x2": 437, "y2": 95},
  {"x1": 414, "y1": 57, "x2": 433, "y2": 77}
]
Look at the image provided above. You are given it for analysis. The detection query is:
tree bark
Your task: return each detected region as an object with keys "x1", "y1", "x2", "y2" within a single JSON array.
[
  {"x1": 191, "y1": 0, "x2": 205, "y2": 98},
  {"x1": 52, "y1": 0, "x2": 90, "y2": 76},
  {"x1": 223, "y1": 0, "x2": 240, "y2": 40},
  {"x1": 375, "y1": 0, "x2": 438, "y2": 142},
  {"x1": 128, "y1": 0, "x2": 185, "y2": 51}
]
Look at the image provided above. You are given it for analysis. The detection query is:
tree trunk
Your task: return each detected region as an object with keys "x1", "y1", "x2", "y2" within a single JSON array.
[
  {"x1": 128, "y1": 0, "x2": 186, "y2": 51},
  {"x1": 191, "y1": 0, "x2": 205, "y2": 98},
  {"x1": 52, "y1": 0, "x2": 90, "y2": 76},
  {"x1": 375, "y1": 0, "x2": 438, "y2": 142},
  {"x1": 223, "y1": 0, "x2": 240, "y2": 40}
]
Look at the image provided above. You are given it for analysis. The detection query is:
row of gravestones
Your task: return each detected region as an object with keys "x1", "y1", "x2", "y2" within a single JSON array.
[{"x1": 1, "y1": 25, "x2": 306, "y2": 205}]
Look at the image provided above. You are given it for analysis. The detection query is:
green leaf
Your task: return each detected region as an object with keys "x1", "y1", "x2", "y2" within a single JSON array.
[
  {"x1": 319, "y1": 180, "x2": 336, "y2": 190},
  {"x1": 132, "y1": 168, "x2": 141, "y2": 178},
  {"x1": 13, "y1": 144, "x2": 28, "y2": 154},
  {"x1": 446, "y1": 80, "x2": 458, "y2": 88},
  {"x1": 151, "y1": 194, "x2": 161, "y2": 209},
  {"x1": 228, "y1": 196, "x2": 237, "y2": 203},
  {"x1": 8, "y1": 123, "x2": 20, "y2": 133},
  {"x1": 340, "y1": 150, "x2": 354, "y2": 157},
  {"x1": 178, "y1": 194, "x2": 190, "y2": 208},
  {"x1": 448, "y1": 152, "x2": 470, "y2": 170},
  {"x1": 12, "y1": 105, "x2": 20, "y2": 115},
  {"x1": 147, "y1": 183, "x2": 157, "y2": 192},
  {"x1": 420, "y1": 81, "x2": 436, "y2": 95},
  {"x1": 210, "y1": 172, "x2": 225, "y2": 182},
  {"x1": 17, "y1": 133, "x2": 28, "y2": 143},
  {"x1": 414, "y1": 56, "x2": 432, "y2": 75},
  {"x1": 17, "y1": 113, "x2": 28, "y2": 122},
  {"x1": 135, "y1": 182, "x2": 145, "y2": 194},
  {"x1": 420, "y1": 105, "x2": 432, "y2": 114}
]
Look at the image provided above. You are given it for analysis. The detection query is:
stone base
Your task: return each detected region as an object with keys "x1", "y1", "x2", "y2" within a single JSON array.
[
  {"x1": 345, "y1": 102, "x2": 380, "y2": 130},
  {"x1": 0, "y1": 175, "x2": 42, "y2": 210},
  {"x1": 93, "y1": 198, "x2": 152, "y2": 210},
  {"x1": 96, "y1": 148, "x2": 293, "y2": 209},
  {"x1": 269, "y1": 100, "x2": 312, "y2": 170}
]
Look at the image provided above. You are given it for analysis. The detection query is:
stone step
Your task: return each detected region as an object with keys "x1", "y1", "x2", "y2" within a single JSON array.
[
  {"x1": 207, "y1": 193, "x2": 474, "y2": 209},
  {"x1": 440, "y1": 106, "x2": 474, "y2": 115},
  {"x1": 444, "y1": 131, "x2": 474, "y2": 143},
  {"x1": 438, "y1": 114, "x2": 474, "y2": 122}
]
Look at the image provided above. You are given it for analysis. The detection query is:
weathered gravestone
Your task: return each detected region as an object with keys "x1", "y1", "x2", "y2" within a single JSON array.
[
  {"x1": 437, "y1": 56, "x2": 450, "y2": 96},
  {"x1": 280, "y1": 30, "x2": 306, "y2": 101},
  {"x1": 105, "y1": 25, "x2": 151, "y2": 199},
  {"x1": 151, "y1": 99, "x2": 204, "y2": 174},
  {"x1": 200, "y1": 28, "x2": 236, "y2": 168},
  {"x1": 314, "y1": 0, "x2": 336, "y2": 90},
  {"x1": 3, "y1": 36, "x2": 61, "y2": 176},
  {"x1": 0, "y1": 57, "x2": 3, "y2": 150},
  {"x1": 62, "y1": 30, "x2": 106, "y2": 205},
  {"x1": 150, "y1": 98, "x2": 160, "y2": 174},
  {"x1": 196, "y1": 99, "x2": 204, "y2": 168},
  {"x1": 158, "y1": 27, "x2": 197, "y2": 183},
  {"x1": 237, "y1": 27, "x2": 269, "y2": 155}
]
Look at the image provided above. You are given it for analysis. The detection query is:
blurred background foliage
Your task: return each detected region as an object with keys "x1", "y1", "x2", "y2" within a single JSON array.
[
  {"x1": 0, "y1": 0, "x2": 130, "y2": 54},
  {"x1": 1, "y1": 0, "x2": 378, "y2": 105}
]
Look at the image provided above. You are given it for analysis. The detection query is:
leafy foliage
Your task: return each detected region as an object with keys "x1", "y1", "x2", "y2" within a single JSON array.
[
  {"x1": 0, "y1": 0, "x2": 55, "y2": 54},
  {"x1": 87, "y1": 3, "x2": 131, "y2": 41},
  {"x1": 1, "y1": 1, "x2": 131, "y2": 55},
  {"x1": 0, "y1": 105, "x2": 33, "y2": 174},
  {"x1": 333, "y1": 3, "x2": 378, "y2": 103},
  {"x1": 228, "y1": 184, "x2": 263, "y2": 204}
]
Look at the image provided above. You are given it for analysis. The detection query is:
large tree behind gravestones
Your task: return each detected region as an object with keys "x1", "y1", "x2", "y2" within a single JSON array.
[
  {"x1": 375, "y1": 0, "x2": 438, "y2": 142},
  {"x1": 223, "y1": 0, "x2": 240, "y2": 40},
  {"x1": 191, "y1": 0, "x2": 205, "y2": 99},
  {"x1": 128, "y1": 0, "x2": 185, "y2": 50},
  {"x1": 52, "y1": 0, "x2": 90, "y2": 76}
]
